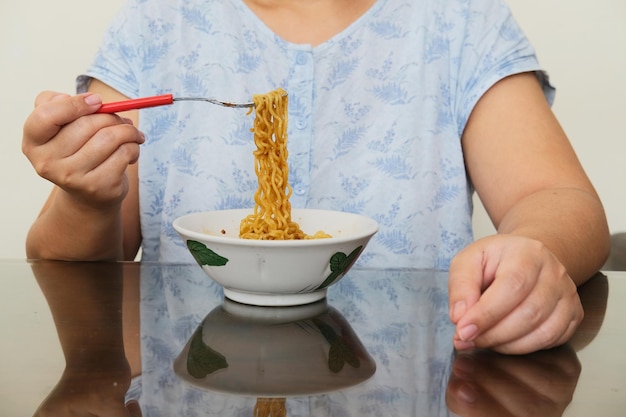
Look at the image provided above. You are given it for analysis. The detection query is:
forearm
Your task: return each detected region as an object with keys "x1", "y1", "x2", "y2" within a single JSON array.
[
  {"x1": 32, "y1": 261, "x2": 131, "y2": 417},
  {"x1": 496, "y1": 187, "x2": 610, "y2": 285},
  {"x1": 26, "y1": 188, "x2": 124, "y2": 261}
]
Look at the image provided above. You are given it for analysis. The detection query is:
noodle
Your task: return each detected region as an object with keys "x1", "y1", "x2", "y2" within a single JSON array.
[
  {"x1": 253, "y1": 398, "x2": 286, "y2": 417},
  {"x1": 239, "y1": 88, "x2": 330, "y2": 240}
]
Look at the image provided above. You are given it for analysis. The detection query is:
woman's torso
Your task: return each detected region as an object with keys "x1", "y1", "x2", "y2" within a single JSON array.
[{"x1": 81, "y1": 0, "x2": 545, "y2": 267}]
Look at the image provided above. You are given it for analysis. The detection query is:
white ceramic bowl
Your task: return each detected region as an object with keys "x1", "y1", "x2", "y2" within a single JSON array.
[{"x1": 173, "y1": 208, "x2": 378, "y2": 306}]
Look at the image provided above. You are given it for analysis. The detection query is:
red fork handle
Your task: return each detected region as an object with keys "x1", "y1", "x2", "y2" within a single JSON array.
[{"x1": 96, "y1": 94, "x2": 174, "y2": 113}]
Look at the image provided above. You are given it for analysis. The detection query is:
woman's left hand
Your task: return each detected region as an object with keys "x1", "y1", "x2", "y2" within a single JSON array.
[
  {"x1": 448, "y1": 234, "x2": 583, "y2": 354},
  {"x1": 446, "y1": 345, "x2": 581, "y2": 416}
]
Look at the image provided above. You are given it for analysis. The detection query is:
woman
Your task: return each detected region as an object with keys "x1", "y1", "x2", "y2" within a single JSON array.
[{"x1": 22, "y1": 0, "x2": 610, "y2": 354}]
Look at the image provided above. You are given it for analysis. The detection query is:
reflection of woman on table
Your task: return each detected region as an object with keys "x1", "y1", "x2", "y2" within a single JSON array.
[
  {"x1": 30, "y1": 261, "x2": 142, "y2": 417},
  {"x1": 446, "y1": 273, "x2": 609, "y2": 417}
]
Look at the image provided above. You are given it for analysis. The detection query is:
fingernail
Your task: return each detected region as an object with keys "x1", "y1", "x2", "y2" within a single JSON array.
[
  {"x1": 453, "y1": 355, "x2": 475, "y2": 377},
  {"x1": 454, "y1": 339, "x2": 475, "y2": 351},
  {"x1": 450, "y1": 301, "x2": 467, "y2": 322},
  {"x1": 458, "y1": 324, "x2": 478, "y2": 342},
  {"x1": 458, "y1": 383, "x2": 477, "y2": 403},
  {"x1": 84, "y1": 93, "x2": 102, "y2": 106}
]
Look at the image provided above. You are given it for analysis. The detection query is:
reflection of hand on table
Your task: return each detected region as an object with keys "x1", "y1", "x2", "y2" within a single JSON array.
[
  {"x1": 30, "y1": 261, "x2": 141, "y2": 417},
  {"x1": 33, "y1": 368, "x2": 141, "y2": 417},
  {"x1": 446, "y1": 345, "x2": 581, "y2": 417}
]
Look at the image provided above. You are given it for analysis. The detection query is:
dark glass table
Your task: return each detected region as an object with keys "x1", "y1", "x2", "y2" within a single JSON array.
[{"x1": 1, "y1": 260, "x2": 624, "y2": 416}]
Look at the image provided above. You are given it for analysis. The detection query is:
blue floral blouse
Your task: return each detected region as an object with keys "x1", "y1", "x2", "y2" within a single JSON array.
[{"x1": 78, "y1": 0, "x2": 553, "y2": 268}]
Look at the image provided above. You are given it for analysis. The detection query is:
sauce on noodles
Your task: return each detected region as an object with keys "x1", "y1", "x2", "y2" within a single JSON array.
[{"x1": 239, "y1": 88, "x2": 330, "y2": 240}]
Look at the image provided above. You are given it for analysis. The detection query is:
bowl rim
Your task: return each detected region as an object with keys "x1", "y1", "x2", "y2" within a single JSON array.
[{"x1": 172, "y1": 208, "x2": 379, "y2": 247}]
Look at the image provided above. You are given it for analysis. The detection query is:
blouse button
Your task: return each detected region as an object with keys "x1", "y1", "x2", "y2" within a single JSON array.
[{"x1": 296, "y1": 52, "x2": 308, "y2": 65}]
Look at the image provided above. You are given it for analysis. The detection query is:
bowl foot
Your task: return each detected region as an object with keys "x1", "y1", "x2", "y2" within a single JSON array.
[{"x1": 223, "y1": 288, "x2": 327, "y2": 306}]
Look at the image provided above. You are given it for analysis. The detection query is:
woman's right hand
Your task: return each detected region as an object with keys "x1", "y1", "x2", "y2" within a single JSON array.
[
  {"x1": 22, "y1": 91, "x2": 145, "y2": 209},
  {"x1": 32, "y1": 368, "x2": 141, "y2": 417}
]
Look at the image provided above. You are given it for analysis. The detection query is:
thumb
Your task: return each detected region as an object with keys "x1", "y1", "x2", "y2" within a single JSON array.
[{"x1": 24, "y1": 92, "x2": 103, "y2": 144}]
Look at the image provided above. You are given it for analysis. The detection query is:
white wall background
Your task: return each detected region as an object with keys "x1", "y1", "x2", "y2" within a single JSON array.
[{"x1": 0, "y1": 0, "x2": 625, "y2": 258}]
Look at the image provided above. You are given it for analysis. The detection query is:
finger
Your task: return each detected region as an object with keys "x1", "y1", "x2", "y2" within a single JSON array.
[
  {"x1": 487, "y1": 347, "x2": 581, "y2": 399},
  {"x1": 29, "y1": 113, "x2": 135, "y2": 164},
  {"x1": 448, "y1": 242, "x2": 488, "y2": 324},
  {"x1": 473, "y1": 265, "x2": 580, "y2": 353},
  {"x1": 467, "y1": 348, "x2": 579, "y2": 402},
  {"x1": 525, "y1": 345, "x2": 581, "y2": 377},
  {"x1": 446, "y1": 374, "x2": 514, "y2": 417},
  {"x1": 453, "y1": 353, "x2": 546, "y2": 416},
  {"x1": 453, "y1": 352, "x2": 571, "y2": 416},
  {"x1": 465, "y1": 278, "x2": 557, "y2": 349},
  {"x1": 65, "y1": 122, "x2": 143, "y2": 174},
  {"x1": 490, "y1": 298, "x2": 582, "y2": 354},
  {"x1": 453, "y1": 255, "x2": 541, "y2": 346},
  {"x1": 23, "y1": 92, "x2": 103, "y2": 145},
  {"x1": 51, "y1": 143, "x2": 141, "y2": 207},
  {"x1": 27, "y1": 115, "x2": 143, "y2": 192}
]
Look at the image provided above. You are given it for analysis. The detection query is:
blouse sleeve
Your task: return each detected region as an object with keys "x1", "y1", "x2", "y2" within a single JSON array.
[
  {"x1": 76, "y1": 0, "x2": 143, "y2": 98},
  {"x1": 452, "y1": 0, "x2": 555, "y2": 136}
]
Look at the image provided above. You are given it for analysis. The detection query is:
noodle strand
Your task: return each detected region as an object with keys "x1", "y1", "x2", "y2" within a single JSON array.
[
  {"x1": 253, "y1": 398, "x2": 286, "y2": 417},
  {"x1": 239, "y1": 88, "x2": 329, "y2": 240}
]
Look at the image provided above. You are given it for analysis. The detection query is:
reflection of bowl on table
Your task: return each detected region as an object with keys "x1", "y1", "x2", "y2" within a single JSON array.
[
  {"x1": 173, "y1": 208, "x2": 378, "y2": 306},
  {"x1": 173, "y1": 298, "x2": 376, "y2": 397}
]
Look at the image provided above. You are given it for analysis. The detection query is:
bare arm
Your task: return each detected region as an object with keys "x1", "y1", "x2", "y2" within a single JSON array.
[
  {"x1": 448, "y1": 72, "x2": 610, "y2": 354},
  {"x1": 463, "y1": 72, "x2": 609, "y2": 284},
  {"x1": 23, "y1": 80, "x2": 142, "y2": 261}
]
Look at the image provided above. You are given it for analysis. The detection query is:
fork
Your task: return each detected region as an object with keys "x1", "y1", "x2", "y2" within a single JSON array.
[{"x1": 96, "y1": 94, "x2": 255, "y2": 113}]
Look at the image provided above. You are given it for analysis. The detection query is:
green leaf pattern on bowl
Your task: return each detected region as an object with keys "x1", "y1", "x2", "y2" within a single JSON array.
[
  {"x1": 186, "y1": 239, "x2": 362, "y2": 291},
  {"x1": 313, "y1": 318, "x2": 361, "y2": 373},
  {"x1": 316, "y1": 246, "x2": 363, "y2": 290},
  {"x1": 187, "y1": 240, "x2": 229, "y2": 266},
  {"x1": 187, "y1": 325, "x2": 228, "y2": 378}
]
